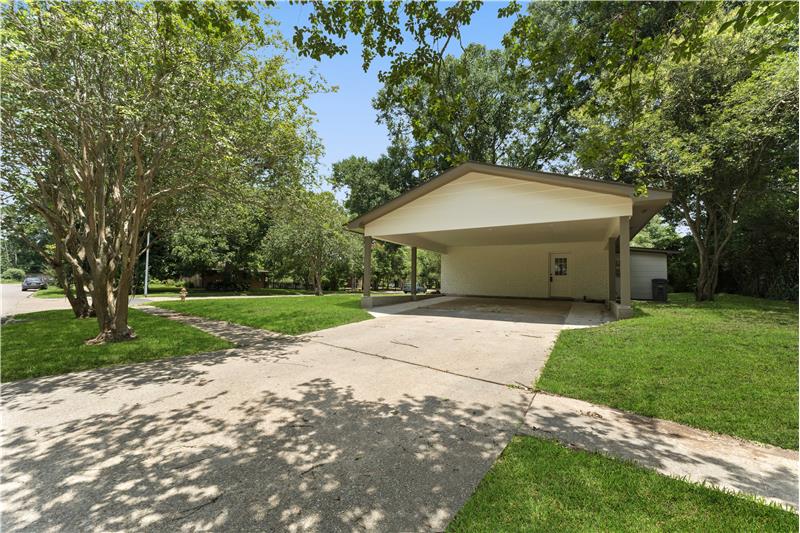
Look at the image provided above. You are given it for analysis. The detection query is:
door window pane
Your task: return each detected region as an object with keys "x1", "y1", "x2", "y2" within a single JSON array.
[{"x1": 554, "y1": 257, "x2": 567, "y2": 276}]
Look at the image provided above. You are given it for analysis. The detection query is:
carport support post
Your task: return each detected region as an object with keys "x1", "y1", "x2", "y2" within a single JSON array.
[
  {"x1": 607, "y1": 237, "x2": 616, "y2": 303},
  {"x1": 618, "y1": 216, "x2": 632, "y2": 317},
  {"x1": 411, "y1": 246, "x2": 417, "y2": 301},
  {"x1": 362, "y1": 236, "x2": 373, "y2": 308}
]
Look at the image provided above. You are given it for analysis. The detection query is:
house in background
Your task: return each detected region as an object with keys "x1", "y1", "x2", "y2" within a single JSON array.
[
  {"x1": 182, "y1": 269, "x2": 267, "y2": 291},
  {"x1": 347, "y1": 162, "x2": 672, "y2": 319}
]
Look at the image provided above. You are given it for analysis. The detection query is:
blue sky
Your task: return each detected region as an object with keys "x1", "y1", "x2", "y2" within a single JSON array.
[{"x1": 266, "y1": 2, "x2": 516, "y2": 184}]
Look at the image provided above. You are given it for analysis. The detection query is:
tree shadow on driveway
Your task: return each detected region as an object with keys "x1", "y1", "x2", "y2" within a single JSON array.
[
  {"x1": 2, "y1": 376, "x2": 527, "y2": 531},
  {"x1": 0, "y1": 331, "x2": 306, "y2": 412}
]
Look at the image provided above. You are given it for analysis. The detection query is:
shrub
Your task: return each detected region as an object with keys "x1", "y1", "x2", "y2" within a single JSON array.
[{"x1": 4, "y1": 268, "x2": 26, "y2": 281}]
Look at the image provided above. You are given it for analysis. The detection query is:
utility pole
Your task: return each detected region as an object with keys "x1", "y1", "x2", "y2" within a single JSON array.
[{"x1": 144, "y1": 231, "x2": 151, "y2": 298}]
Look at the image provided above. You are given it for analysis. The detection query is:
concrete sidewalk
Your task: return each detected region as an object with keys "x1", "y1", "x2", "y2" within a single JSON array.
[{"x1": 522, "y1": 392, "x2": 799, "y2": 509}]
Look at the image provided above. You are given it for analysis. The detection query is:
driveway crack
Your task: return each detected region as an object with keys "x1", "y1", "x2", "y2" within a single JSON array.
[
  {"x1": 390, "y1": 339, "x2": 419, "y2": 348},
  {"x1": 312, "y1": 340, "x2": 535, "y2": 393},
  {"x1": 515, "y1": 390, "x2": 539, "y2": 435}
]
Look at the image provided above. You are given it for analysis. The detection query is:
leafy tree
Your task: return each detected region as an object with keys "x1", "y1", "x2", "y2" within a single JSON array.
[
  {"x1": 329, "y1": 142, "x2": 422, "y2": 216},
  {"x1": 159, "y1": 187, "x2": 275, "y2": 288},
  {"x1": 372, "y1": 242, "x2": 408, "y2": 290},
  {"x1": 322, "y1": 231, "x2": 363, "y2": 292},
  {"x1": 720, "y1": 179, "x2": 798, "y2": 299},
  {"x1": 0, "y1": 203, "x2": 50, "y2": 275},
  {"x1": 266, "y1": 191, "x2": 350, "y2": 296},
  {"x1": 631, "y1": 215, "x2": 682, "y2": 250},
  {"x1": 572, "y1": 16, "x2": 797, "y2": 301},
  {"x1": 2, "y1": 1, "x2": 318, "y2": 341},
  {"x1": 295, "y1": 1, "x2": 795, "y2": 110},
  {"x1": 373, "y1": 44, "x2": 557, "y2": 175},
  {"x1": 417, "y1": 249, "x2": 441, "y2": 290},
  {"x1": 293, "y1": 0, "x2": 483, "y2": 86}
]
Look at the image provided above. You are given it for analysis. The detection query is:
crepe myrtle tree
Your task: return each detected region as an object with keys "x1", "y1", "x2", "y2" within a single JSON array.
[{"x1": 1, "y1": 1, "x2": 320, "y2": 342}]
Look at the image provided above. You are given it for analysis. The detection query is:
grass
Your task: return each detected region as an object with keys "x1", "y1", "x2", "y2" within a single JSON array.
[
  {"x1": 537, "y1": 293, "x2": 798, "y2": 449},
  {"x1": 31, "y1": 286, "x2": 67, "y2": 298},
  {"x1": 32, "y1": 284, "x2": 325, "y2": 299},
  {"x1": 1, "y1": 309, "x2": 232, "y2": 382},
  {"x1": 448, "y1": 436, "x2": 798, "y2": 533},
  {"x1": 152, "y1": 294, "x2": 372, "y2": 335}
]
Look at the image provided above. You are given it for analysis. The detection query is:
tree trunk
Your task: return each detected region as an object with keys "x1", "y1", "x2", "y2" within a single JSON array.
[
  {"x1": 62, "y1": 278, "x2": 94, "y2": 318},
  {"x1": 72, "y1": 279, "x2": 94, "y2": 318},
  {"x1": 313, "y1": 271, "x2": 323, "y2": 296},
  {"x1": 695, "y1": 258, "x2": 715, "y2": 301},
  {"x1": 680, "y1": 200, "x2": 734, "y2": 303},
  {"x1": 86, "y1": 261, "x2": 137, "y2": 344},
  {"x1": 51, "y1": 245, "x2": 94, "y2": 318}
]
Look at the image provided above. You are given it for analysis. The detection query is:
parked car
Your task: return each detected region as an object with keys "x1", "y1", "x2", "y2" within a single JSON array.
[
  {"x1": 21, "y1": 276, "x2": 48, "y2": 291},
  {"x1": 402, "y1": 283, "x2": 426, "y2": 294}
]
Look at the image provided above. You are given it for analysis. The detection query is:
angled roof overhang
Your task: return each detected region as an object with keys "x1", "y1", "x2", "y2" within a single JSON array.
[{"x1": 346, "y1": 161, "x2": 671, "y2": 244}]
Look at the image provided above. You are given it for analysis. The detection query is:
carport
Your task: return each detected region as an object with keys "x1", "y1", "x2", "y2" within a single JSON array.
[{"x1": 347, "y1": 162, "x2": 671, "y2": 319}]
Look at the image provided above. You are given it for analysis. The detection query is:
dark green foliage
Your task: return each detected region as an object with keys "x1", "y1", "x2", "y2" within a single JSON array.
[
  {"x1": 265, "y1": 191, "x2": 355, "y2": 295},
  {"x1": 330, "y1": 144, "x2": 420, "y2": 217},
  {"x1": 572, "y1": 14, "x2": 798, "y2": 300},
  {"x1": 373, "y1": 44, "x2": 548, "y2": 174},
  {"x1": 293, "y1": 1, "x2": 483, "y2": 83},
  {"x1": 3, "y1": 268, "x2": 26, "y2": 281},
  {"x1": 2, "y1": 0, "x2": 321, "y2": 338},
  {"x1": 719, "y1": 182, "x2": 798, "y2": 299}
]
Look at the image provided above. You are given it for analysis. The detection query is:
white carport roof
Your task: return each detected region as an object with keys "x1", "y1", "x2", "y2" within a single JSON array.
[{"x1": 347, "y1": 162, "x2": 671, "y2": 252}]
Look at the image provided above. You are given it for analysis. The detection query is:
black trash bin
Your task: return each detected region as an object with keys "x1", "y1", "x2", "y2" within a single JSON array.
[{"x1": 651, "y1": 279, "x2": 668, "y2": 301}]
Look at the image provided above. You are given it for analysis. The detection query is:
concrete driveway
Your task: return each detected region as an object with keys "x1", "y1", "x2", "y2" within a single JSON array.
[
  {"x1": 1, "y1": 297, "x2": 599, "y2": 532},
  {"x1": 1, "y1": 284, "x2": 75, "y2": 317},
  {"x1": 1, "y1": 283, "x2": 36, "y2": 317}
]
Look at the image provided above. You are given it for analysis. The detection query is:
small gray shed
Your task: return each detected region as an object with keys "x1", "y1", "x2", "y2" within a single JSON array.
[{"x1": 615, "y1": 248, "x2": 672, "y2": 300}]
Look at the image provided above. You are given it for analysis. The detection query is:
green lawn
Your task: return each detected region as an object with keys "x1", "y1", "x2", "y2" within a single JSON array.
[
  {"x1": 448, "y1": 436, "x2": 797, "y2": 533},
  {"x1": 152, "y1": 294, "x2": 372, "y2": 335},
  {"x1": 31, "y1": 286, "x2": 67, "y2": 298},
  {"x1": 537, "y1": 293, "x2": 798, "y2": 449},
  {"x1": 33, "y1": 285, "x2": 324, "y2": 299},
  {"x1": 1, "y1": 309, "x2": 232, "y2": 382}
]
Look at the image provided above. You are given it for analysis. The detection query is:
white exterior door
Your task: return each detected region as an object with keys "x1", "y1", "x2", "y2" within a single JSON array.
[{"x1": 549, "y1": 253, "x2": 572, "y2": 298}]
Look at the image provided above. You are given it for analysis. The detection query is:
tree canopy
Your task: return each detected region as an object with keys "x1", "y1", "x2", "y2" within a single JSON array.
[
  {"x1": 573, "y1": 15, "x2": 797, "y2": 299},
  {"x1": 266, "y1": 191, "x2": 354, "y2": 295},
  {"x1": 2, "y1": 0, "x2": 320, "y2": 339},
  {"x1": 327, "y1": 1, "x2": 798, "y2": 301}
]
